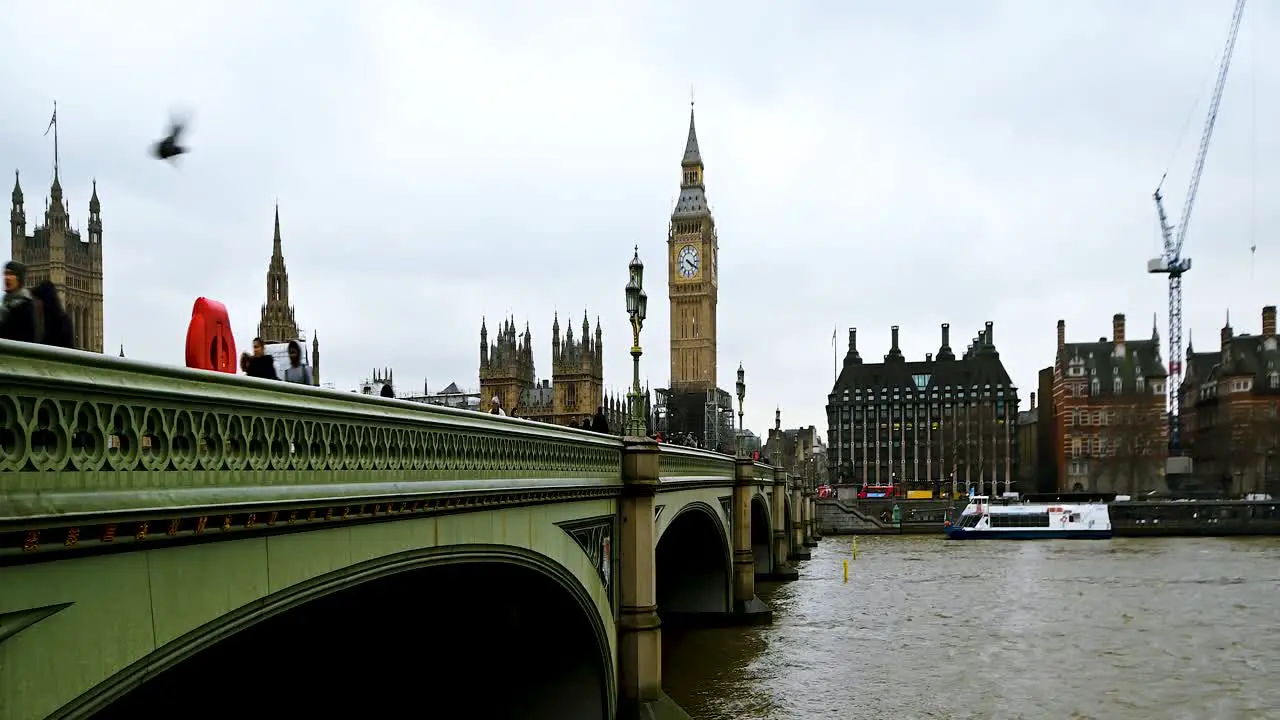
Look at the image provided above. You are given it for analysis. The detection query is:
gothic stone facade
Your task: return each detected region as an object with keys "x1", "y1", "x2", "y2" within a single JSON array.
[
  {"x1": 667, "y1": 105, "x2": 719, "y2": 394},
  {"x1": 256, "y1": 205, "x2": 319, "y2": 385},
  {"x1": 10, "y1": 171, "x2": 103, "y2": 352},
  {"x1": 826, "y1": 322, "x2": 1020, "y2": 496},
  {"x1": 659, "y1": 105, "x2": 738, "y2": 449},
  {"x1": 479, "y1": 313, "x2": 608, "y2": 428}
]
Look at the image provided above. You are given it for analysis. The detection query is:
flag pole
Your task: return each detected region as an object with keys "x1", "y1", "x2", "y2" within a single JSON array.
[
  {"x1": 44, "y1": 101, "x2": 59, "y2": 178},
  {"x1": 831, "y1": 324, "x2": 837, "y2": 384}
]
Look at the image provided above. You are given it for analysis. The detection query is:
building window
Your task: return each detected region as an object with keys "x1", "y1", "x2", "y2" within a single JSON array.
[
  {"x1": 1154, "y1": 382, "x2": 1165, "y2": 395},
  {"x1": 1113, "y1": 377, "x2": 1122, "y2": 393},
  {"x1": 1091, "y1": 379, "x2": 1100, "y2": 395},
  {"x1": 1270, "y1": 372, "x2": 1279, "y2": 389},
  {"x1": 1137, "y1": 376, "x2": 1146, "y2": 392},
  {"x1": 1071, "y1": 438, "x2": 1081, "y2": 457}
]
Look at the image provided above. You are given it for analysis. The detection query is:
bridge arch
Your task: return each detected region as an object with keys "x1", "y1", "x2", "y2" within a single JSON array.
[
  {"x1": 751, "y1": 494, "x2": 773, "y2": 577},
  {"x1": 655, "y1": 501, "x2": 732, "y2": 621},
  {"x1": 76, "y1": 546, "x2": 613, "y2": 720}
]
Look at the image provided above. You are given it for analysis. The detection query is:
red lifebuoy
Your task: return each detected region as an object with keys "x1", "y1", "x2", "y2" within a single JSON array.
[{"x1": 185, "y1": 297, "x2": 237, "y2": 374}]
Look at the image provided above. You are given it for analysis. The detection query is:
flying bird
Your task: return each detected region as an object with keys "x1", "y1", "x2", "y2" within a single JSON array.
[{"x1": 151, "y1": 116, "x2": 189, "y2": 162}]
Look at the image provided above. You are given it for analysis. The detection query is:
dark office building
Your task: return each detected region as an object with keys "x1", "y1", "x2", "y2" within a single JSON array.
[{"x1": 825, "y1": 322, "x2": 1020, "y2": 497}]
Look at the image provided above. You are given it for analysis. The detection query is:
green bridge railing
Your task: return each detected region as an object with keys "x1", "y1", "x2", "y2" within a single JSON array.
[{"x1": 0, "y1": 341, "x2": 760, "y2": 526}]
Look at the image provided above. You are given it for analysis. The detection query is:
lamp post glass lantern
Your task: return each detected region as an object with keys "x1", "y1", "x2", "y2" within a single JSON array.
[
  {"x1": 735, "y1": 363, "x2": 746, "y2": 456},
  {"x1": 625, "y1": 246, "x2": 648, "y2": 436}
]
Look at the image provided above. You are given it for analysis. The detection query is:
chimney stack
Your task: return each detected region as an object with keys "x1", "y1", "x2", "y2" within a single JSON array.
[
  {"x1": 891, "y1": 325, "x2": 900, "y2": 352},
  {"x1": 926, "y1": 352, "x2": 933, "y2": 362},
  {"x1": 941, "y1": 323, "x2": 950, "y2": 348},
  {"x1": 1030, "y1": 391, "x2": 1037, "y2": 410},
  {"x1": 984, "y1": 321, "x2": 994, "y2": 347},
  {"x1": 1113, "y1": 313, "x2": 1126, "y2": 344},
  {"x1": 1222, "y1": 311, "x2": 1233, "y2": 350},
  {"x1": 848, "y1": 327, "x2": 857, "y2": 353},
  {"x1": 1263, "y1": 305, "x2": 1276, "y2": 338},
  {"x1": 1057, "y1": 319, "x2": 1066, "y2": 350}
]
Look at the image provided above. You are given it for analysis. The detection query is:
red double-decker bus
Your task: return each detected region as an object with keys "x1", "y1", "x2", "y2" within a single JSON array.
[{"x1": 857, "y1": 485, "x2": 898, "y2": 499}]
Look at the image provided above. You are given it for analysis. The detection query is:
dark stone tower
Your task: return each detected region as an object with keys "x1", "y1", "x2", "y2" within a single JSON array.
[{"x1": 10, "y1": 161, "x2": 105, "y2": 353}]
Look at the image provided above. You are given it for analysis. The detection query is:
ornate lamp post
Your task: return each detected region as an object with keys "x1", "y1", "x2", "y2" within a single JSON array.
[
  {"x1": 735, "y1": 363, "x2": 746, "y2": 457},
  {"x1": 625, "y1": 246, "x2": 648, "y2": 437}
]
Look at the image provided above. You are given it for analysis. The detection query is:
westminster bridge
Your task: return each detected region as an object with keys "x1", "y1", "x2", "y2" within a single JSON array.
[{"x1": 0, "y1": 340, "x2": 819, "y2": 720}]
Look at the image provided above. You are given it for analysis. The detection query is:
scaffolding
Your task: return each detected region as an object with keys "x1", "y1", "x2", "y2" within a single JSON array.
[{"x1": 656, "y1": 386, "x2": 735, "y2": 452}]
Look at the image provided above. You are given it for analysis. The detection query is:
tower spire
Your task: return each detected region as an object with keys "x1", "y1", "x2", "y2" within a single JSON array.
[
  {"x1": 682, "y1": 103, "x2": 702, "y2": 166},
  {"x1": 272, "y1": 202, "x2": 283, "y2": 258},
  {"x1": 258, "y1": 203, "x2": 300, "y2": 343}
]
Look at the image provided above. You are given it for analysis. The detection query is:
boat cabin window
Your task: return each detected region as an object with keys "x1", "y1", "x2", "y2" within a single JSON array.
[
  {"x1": 1067, "y1": 513, "x2": 1081, "y2": 523},
  {"x1": 959, "y1": 513, "x2": 983, "y2": 528},
  {"x1": 988, "y1": 513, "x2": 1052, "y2": 529}
]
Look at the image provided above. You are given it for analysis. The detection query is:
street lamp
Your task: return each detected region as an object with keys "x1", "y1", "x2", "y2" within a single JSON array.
[
  {"x1": 625, "y1": 246, "x2": 648, "y2": 436},
  {"x1": 735, "y1": 363, "x2": 746, "y2": 457}
]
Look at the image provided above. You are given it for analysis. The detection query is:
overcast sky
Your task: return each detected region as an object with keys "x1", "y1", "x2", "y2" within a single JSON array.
[{"x1": 1, "y1": 1, "x2": 1276, "y2": 436}]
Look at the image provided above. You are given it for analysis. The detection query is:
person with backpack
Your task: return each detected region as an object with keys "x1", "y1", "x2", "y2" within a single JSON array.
[
  {"x1": 0, "y1": 261, "x2": 38, "y2": 343},
  {"x1": 30, "y1": 280, "x2": 75, "y2": 348}
]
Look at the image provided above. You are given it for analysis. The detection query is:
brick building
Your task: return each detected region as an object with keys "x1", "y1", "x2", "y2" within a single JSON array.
[
  {"x1": 1035, "y1": 367, "x2": 1058, "y2": 492},
  {"x1": 1180, "y1": 305, "x2": 1280, "y2": 495},
  {"x1": 1052, "y1": 313, "x2": 1168, "y2": 494},
  {"x1": 1015, "y1": 392, "x2": 1039, "y2": 493}
]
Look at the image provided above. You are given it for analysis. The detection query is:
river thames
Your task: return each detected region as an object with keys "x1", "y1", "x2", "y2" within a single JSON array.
[{"x1": 664, "y1": 535, "x2": 1280, "y2": 719}]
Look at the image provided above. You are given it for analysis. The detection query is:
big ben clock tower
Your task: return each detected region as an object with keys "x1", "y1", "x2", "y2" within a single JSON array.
[{"x1": 668, "y1": 103, "x2": 718, "y2": 392}]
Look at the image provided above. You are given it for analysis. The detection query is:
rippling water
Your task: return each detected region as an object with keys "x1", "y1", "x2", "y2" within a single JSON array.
[{"x1": 663, "y1": 536, "x2": 1280, "y2": 719}]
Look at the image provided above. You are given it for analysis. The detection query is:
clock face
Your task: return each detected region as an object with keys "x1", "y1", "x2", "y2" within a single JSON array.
[{"x1": 677, "y1": 245, "x2": 700, "y2": 279}]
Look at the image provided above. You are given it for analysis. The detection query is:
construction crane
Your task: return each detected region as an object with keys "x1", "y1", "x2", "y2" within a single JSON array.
[{"x1": 1149, "y1": 0, "x2": 1247, "y2": 466}]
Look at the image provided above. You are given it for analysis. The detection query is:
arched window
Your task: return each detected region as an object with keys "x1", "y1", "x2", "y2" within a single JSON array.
[{"x1": 1091, "y1": 379, "x2": 1100, "y2": 395}]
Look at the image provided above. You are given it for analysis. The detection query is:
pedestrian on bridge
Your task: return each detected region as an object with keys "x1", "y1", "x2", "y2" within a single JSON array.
[
  {"x1": 0, "y1": 261, "x2": 37, "y2": 343},
  {"x1": 245, "y1": 337, "x2": 278, "y2": 380}
]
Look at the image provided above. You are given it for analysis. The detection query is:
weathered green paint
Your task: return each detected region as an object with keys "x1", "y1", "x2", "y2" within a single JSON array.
[
  {"x1": 0, "y1": 341, "x2": 621, "y2": 520},
  {"x1": 0, "y1": 340, "x2": 803, "y2": 720},
  {"x1": 0, "y1": 500, "x2": 616, "y2": 720},
  {"x1": 657, "y1": 445, "x2": 735, "y2": 482},
  {"x1": 654, "y1": 487, "x2": 734, "y2": 542}
]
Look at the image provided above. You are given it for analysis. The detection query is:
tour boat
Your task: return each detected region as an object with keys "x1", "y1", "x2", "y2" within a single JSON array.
[{"x1": 943, "y1": 495, "x2": 1112, "y2": 540}]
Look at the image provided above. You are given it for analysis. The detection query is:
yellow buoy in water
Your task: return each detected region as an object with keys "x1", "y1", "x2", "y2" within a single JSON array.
[
  {"x1": 843, "y1": 559, "x2": 849, "y2": 583},
  {"x1": 851, "y1": 539, "x2": 858, "y2": 560}
]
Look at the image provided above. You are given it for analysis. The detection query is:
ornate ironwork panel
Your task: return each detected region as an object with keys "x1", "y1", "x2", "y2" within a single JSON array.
[
  {"x1": 0, "y1": 342, "x2": 623, "y2": 521},
  {"x1": 656, "y1": 444, "x2": 735, "y2": 483},
  {"x1": 556, "y1": 515, "x2": 617, "y2": 610}
]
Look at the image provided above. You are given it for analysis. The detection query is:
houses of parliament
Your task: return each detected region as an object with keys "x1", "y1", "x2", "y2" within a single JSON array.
[
  {"x1": 476, "y1": 103, "x2": 725, "y2": 439},
  {"x1": 479, "y1": 312, "x2": 620, "y2": 427},
  {"x1": 9, "y1": 167, "x2": 104, "y2": 353},
  {"x1": 8, "y1": 146, "x2": 319, "y2": 379}
]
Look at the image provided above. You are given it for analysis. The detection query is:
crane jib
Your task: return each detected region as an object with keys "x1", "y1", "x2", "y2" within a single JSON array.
[{"x1": 1148, "y1": 0, "x2": 1247, "y2": 461}]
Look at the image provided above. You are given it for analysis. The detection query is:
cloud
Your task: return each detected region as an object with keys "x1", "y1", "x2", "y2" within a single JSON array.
[{"x1": 1, "y1": 0, "x2": 1276, "y2": 441}]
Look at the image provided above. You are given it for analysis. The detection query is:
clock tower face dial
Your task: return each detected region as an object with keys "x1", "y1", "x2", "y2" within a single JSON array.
[{"x1": 677, "y1": 244, "x2": 700, "y2": 279}]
